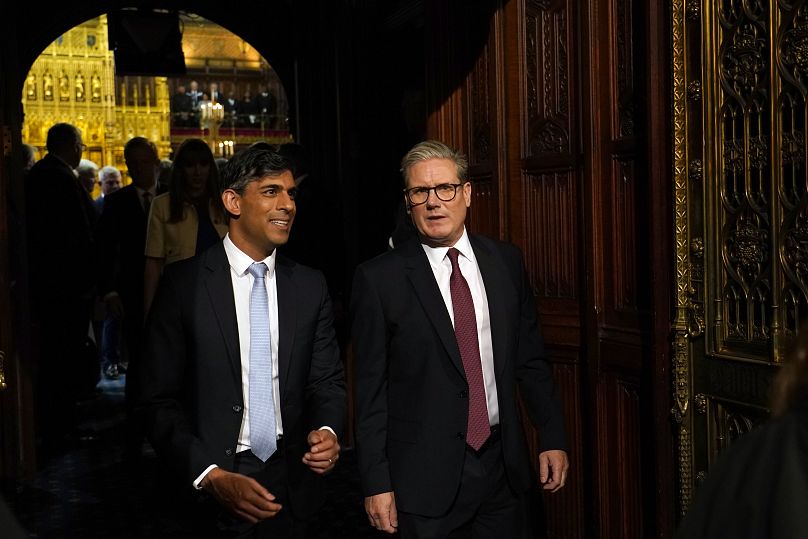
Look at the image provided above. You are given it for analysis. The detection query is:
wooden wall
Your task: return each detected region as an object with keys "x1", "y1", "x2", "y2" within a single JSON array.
[{"x1": 422, "y1": 0, "x2": 673, "y2": 537}]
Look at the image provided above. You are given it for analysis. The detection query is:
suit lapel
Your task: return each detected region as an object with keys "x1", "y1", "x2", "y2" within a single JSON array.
[
  {"x1": 470, "y1": 235, "x2": 510, "y2": 378},
  {"x1": 203, "y1": 244, "x2": 242, "y2": 386},
  {"x1": 275, "y1": 255, "x2": 296, "y2": 396},
  {"x1": 402, "y1": 239, "x2": 465, "y2": 378}
]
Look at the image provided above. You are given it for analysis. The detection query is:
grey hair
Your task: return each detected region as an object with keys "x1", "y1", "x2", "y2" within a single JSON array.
[
  {"x1": 76, "y1": 159, "x2": 98, "y2": 174},
  {"x1": 99, "y1": 165, "x2": 121, "y2": 182},
  {"x1": 400, "y1": 140, "x2": 468, "y2": 186}
]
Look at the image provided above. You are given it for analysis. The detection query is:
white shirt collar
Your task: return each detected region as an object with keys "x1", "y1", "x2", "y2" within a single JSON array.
[
  {"x1": 223, "y1": 233, "x2": 276, "y2": 278},
  {"x1": 421, "y1": 227, "x2": 473, "y2": 267}
]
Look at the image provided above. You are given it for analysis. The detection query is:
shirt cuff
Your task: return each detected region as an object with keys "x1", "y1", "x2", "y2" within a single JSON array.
[
  {"x1": 193, "y1": 464, "x2": 219, "y2": 490},
  {"x1": 318, "y1": 426, "x2": 336, "y2": 439}
]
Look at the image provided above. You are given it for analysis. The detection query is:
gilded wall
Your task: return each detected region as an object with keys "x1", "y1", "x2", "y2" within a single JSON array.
[{"x1": 673, "y1": 0, "x2": 808, "y2": 514}]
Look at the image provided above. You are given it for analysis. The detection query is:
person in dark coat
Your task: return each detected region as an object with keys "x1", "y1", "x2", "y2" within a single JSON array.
[{"x1": 676, "y1": 324, "x2": 808, "y2": 539}]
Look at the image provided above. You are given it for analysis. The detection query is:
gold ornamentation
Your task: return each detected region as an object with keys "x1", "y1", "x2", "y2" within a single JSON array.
[
  {"x1": 75, "y1": 72, "x2": 85, "y2": 102},
  {"x1": 91, "y1": 73, "x2": 101, "y2": 102},
  {"x1": 58, "y1": 69, "x2": 70, "y2": 101},
  {"x1": 687, "y1": 80, "x2": 701, "y2": 101},
  {"x1": 727, "y1": 216, "x2": 768, "y2": 281},
  {"x1": 43, "y1": 71, "x2": 53, "y2": 101},
  {"x1": 686, "y1": 0, "x2": 700, "y2": 21},
  {"x1": 672, "y1": 0, "x2": 693, "y2": 513},
  {"x1": 723, "y1": 23, "x2": 767, "y2": 92},
  {"x1": 782, "y1": 130, "x2": 804, "y2": 165},
  {"x1": 0, "y1": 350, "x2": 6, "y2": 390},
  {"x1": 26, "y1": 73, "x2": 36, "y2": 100},
  {"x1": 694, "y1": 393, "x2": 707, "y2": 414},
  {"x1": 689, "y1": 159, "x2": 703, "y2": 183}
]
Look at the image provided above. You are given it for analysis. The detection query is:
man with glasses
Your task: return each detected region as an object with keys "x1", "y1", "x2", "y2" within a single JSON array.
[
  {"x1": 352, "y1": 140, "x2": 569, "y2": 538},
  {"x1": 25, "y1": 122, "x2": 98, "y2": 458}
]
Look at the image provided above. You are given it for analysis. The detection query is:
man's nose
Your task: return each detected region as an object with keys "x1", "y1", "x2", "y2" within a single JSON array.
[{"x1": 425, "y1": 189, "x2": 441, "y2": 207}]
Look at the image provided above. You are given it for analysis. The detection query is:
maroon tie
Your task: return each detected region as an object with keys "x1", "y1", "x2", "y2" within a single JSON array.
[{"x1": 447, "y1": 248, "x2": 490, "y2": 450}]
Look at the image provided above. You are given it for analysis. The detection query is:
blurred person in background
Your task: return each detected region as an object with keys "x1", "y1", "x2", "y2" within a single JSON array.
[{"x1": 143, "y1": 138, "x2": 227, "y2": 315}]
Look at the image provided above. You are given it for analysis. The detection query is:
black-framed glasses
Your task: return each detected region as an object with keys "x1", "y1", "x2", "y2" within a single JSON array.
[{"x1": 404, "y1": 183, "x2": 465, "y2": 206}]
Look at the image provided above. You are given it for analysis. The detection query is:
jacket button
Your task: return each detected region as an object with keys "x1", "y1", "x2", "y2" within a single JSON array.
[
  {"x1": 225, "y1": 448, "x2": 233, "y2": 456},
  {"x1": 458, "y1": 390, "x2": 468, "y2": 398},
  {"x1": 456, "y1": 432, "x2": 464, "y2": 440},
  {"x1": 232, "y1": 404, "x2": 242, "y2": 413}
]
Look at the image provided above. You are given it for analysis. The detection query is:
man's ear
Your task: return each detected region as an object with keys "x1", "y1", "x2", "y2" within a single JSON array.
[{"x1": 221, "y1": 189, "x2": 241, "y2": 216}]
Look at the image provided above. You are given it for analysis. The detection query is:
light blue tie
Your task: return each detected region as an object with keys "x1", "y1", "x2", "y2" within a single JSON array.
[{"x1": 248, "y1": 262, "x2": 277, "y2": 462}]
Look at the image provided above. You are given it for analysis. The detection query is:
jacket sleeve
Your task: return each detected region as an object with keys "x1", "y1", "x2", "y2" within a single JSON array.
[
  {"x1": 510, "y1": 246, "x2": 568, "y2": 452},
  {"x1": 137, "y1": 266, "x2": 215, "y2": 483},
  {"x1": 350, "y1": 264, "x2": 393, "y2": 496},
  {"x1": 304, "y1": 271, "x2": 347, "y2": 439}
]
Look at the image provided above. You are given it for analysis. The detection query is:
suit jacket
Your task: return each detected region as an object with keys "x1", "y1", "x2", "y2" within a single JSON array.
[
  {"x1": 26, "y1": 153, "x2": 97, "y2": 303},
  {"x1": 139, "y1": 242, "x2": 346, "y2": 517},
  {"x1": 96, "y1": 184, "x2": 148, "y2": 312},
  {"x1": 172, "y1": 91, "x2": 193, "y2": 113},
  {"x1": 351, "y1": 234, "x2": 566, "y2": 516}
]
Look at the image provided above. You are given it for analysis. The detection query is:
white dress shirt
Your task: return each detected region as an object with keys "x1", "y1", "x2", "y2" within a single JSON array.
[
  {"x1": 224, "y1": 234, "x2": 285, "y2": 449},
  {"x1": 193, "y1": 234, "x2": 283, "y2": 487},
  {"x1": 193, "y1": 234, "x2": 335, "y2": 488},
  {"x1": 421, "y1": 228, "x2": 500, "y2": 426}
]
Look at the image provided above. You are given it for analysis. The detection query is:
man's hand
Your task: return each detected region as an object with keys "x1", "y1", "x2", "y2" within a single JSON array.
[
  {"x1": 365, "y1": 491, "x2": 398, "y2": 534},
  {"x1": 201, "y1": 467, "x2": 282, "y2": 523},
  {"x1": 302, "y1": 429, "x2": 339, "y2": 474},
  {"x1": 539, "y1": 449, "x2": 569, "y2": 492}
]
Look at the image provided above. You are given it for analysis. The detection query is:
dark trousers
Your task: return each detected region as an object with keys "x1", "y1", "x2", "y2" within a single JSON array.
[
  {"x1": 99, "y1": 316, "x2": 120, "y2": 368},
  {"x1": 33, "y1": 296, "x2": 94, "y2": 454},
  {"x1": 192, "y1": 443, "x2": 307, "y2": 539},
  {"x1": 398, "y1": 430, "x2": 528, "y2": 539}
]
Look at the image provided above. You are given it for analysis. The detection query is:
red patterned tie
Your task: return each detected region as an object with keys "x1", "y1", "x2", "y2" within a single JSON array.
[{"x1": 447, "y1": 248, "x2": 490, "y2": 450}]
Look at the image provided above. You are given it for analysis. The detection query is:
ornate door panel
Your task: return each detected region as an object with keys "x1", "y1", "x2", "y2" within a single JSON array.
[
  {"x1": 426, "y1": 0, "x2": 668, "y2": 535},
  {"x1": 673, "y1": 0, "x2": 808, "y2": 515}
]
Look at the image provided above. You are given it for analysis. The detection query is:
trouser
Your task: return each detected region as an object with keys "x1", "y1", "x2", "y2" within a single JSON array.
[{"x1": 398, "y1": 428, "x2": 530, "y2": 539}]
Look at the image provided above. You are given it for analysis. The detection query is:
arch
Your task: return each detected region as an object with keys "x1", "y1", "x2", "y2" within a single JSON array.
[{"x1": 15, "y1": 3, "x2": 298, "y2": 104}]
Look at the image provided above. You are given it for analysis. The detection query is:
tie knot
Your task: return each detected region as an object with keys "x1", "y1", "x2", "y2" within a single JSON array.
[
  {"x1": 248, "y1": 262, "x2": 268, "y2": 280},
  {"x1": 447, "y1": 248, "x2": 462, "y2": 270}
]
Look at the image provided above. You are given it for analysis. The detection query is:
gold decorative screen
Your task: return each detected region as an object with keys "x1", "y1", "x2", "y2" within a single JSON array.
[{"x1": 672, "y1": 0, "x2": 807, "y2": 514}]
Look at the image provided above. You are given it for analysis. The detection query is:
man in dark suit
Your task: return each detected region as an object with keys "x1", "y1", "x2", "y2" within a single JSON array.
[
  {"x1": 139, "y1": 146, "x2": 346, "y2": 537},
  {"x1": 96, "y1": 138, "x2": 158, "y2": 386},
  {"x1": 254, "y1": 84, "x2": 276, "y2": 128},
  {"x1": 93, "y1": 165, "x2": 122, "y2": 215},
  {"x1": 223, "y1": 91, "x2": 240, "y2": 128},
  {"x1": 171, "y1": 84, "x2": 193, "y2": 127},
  {"x1": 352, "y1": 140, "x2": 569, "y2": 538},
  {"x1": 26, "y1": 122, "x2": 98, "y2": 455}
]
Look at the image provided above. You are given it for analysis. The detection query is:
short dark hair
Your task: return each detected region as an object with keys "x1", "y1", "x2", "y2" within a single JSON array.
[
  {"x1": 123, "y1": 136, "x2": 158, "y2": 163},
  {"x1": 220, "y1": 145, "x2": 292, "y2": 195},
  {"x1": 46, "y1": 123, "x2": 80, "y2": 153}
]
